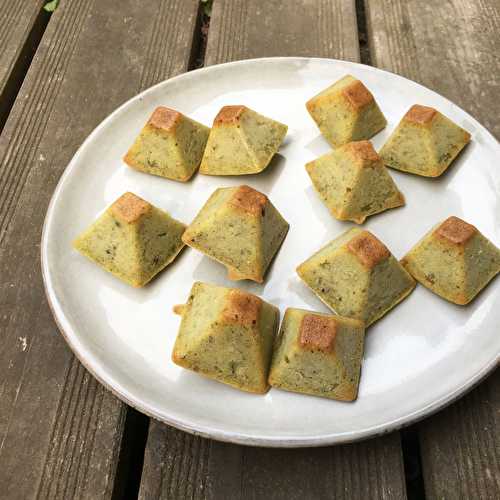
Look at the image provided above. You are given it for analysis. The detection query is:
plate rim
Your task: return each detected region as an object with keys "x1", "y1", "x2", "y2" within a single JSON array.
[{"x1": 41, "y1": 56, "x2": 500, "y2": 447}]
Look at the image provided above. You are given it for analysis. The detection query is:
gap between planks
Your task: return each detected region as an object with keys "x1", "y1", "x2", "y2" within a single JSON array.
[
  {"x1": 355, "y1": 0, "x2": 371, "y2": 64},
  {"x1": 0, "y1": 0, "x2": 201, "y2": 498},
  {"x1": 0, "y1": 4, "x2": 51, "y2": 134}
]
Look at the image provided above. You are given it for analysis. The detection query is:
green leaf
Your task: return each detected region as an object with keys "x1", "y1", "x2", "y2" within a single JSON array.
[
  {"x1": 44, "y1": 0, "x2": 60, "y2": 13},
  {"x1": 201, "y1": 0, "x2": 213, "y2": 16}
]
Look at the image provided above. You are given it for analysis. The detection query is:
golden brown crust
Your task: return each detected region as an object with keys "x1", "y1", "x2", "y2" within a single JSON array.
[
  {"x1": 214, "y1": 105, "x2": 247, "y2": 125},
  {"x1": 110, "y1": 192, "x2": 151, "y2": 223},
  {"x1": 305, "y1": 98, "x2": 316, "y2": 113},
  {"x1": 122, "y1": 151, "x2": 137, "y2": 169},
  {"x1": 343, "y1": 140, "x2": 380, "y2": 163},
  {"x1": 404, "y1": 104, "x2": 437, "y2": 125},
  {"x1": 462, "y1": 129, "x2": 472, "y2": 143},
  {"x1": 228, "y1": 185, "x2": 267, "y2": 216},
  {"x1": 173, "y1": 304, "x2": 186, "y2": 315},
  {"x1": 227, "y1": 267, "x2": 263, "y2": 283},
  {"x1": 221, "y1": 289, "x2": 262, "y2": 326},
  {"x1": 147, "y1": 106, "x2": 182, "y2": 130},
  {"x1": 342, "y1": 80, "x2": 374, "y2": 110},
  {"x1": 347, "y1": 231, "x2": 390, "y2": 268},
  {"x1": 299, "y1": 314, "x2": 337, "y2": 352},
  {"x1": 434, "y1": 216, "x2": 477, "y2": 245},
  {"x1": 331, "y1": 383, "x2": 357, "y2": 401}
]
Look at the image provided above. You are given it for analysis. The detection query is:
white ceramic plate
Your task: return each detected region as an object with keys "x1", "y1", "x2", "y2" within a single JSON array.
[{"x1": 42, "y1": 58, "x2": 500, "y2": 447}]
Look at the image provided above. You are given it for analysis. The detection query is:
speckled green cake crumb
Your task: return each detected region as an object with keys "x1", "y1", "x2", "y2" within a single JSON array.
[
  {"x1": 306, "y1": 140, "x2": 404, "y2": 224},
  {"x1": 124, "y1": 106, "x2": 210, "y2": 182},
  {"x1": 306, "y1": 75, "x2": 387, "y2": 147},
  {"x1": 297, "y1": 228, "x2": 416, "y2": 326},
  {"x1": 379, "y1": 104, "x2": 470, "y2": 177},
  {"x1": 200, "y1": 105, "x2": 287, "y2": 175},
  {"x1": 182, "y1": 185, "x2": 289, "y2": 283},
  {"x1": 268, "y1": 308, "x2": 365, "y2": 401},
  {"x1": 73, "y1": 192, "x2": 186, "y2": 287},
  {"x1": 402, "y1": 216, "x2": 500, "y2": 304},
  {"x1": 172, "y1": 282, "x2": 280, "y2": 394}
]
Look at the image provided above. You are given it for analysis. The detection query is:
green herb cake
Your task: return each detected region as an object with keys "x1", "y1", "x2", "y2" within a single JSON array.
[
  {"x1": 379, "y1": 104, "x2": 471, "y2": 177},
  {"x1": 73, "y1": 192, "x2": 186, "y2": 287},
  {"x1": 182, "y1": 185, "x2": 289, "y2": 283},
  {"x1": 268, "y1": 308, "x2": 365, "y2": 401},
  {"x1": 172, "y1": 282, "x2": 280, "y2": 394},
  {"x1": 199, "y1": 105, "x2": 288, "y2": 175},
  {"x1": 306, "y1": 140, "x2": 404, "y2": 224},
  {"x1": 401, "y1": 216, "x2": 500, "y2": 304},
  {"x1": 124, "y1": 106, "x2": 210, "y2": 182},
  {"x1": 297, "y1": 228, "x2": 416, "y2": 326},
  {"x1": 306, "y1": 75, "x2": 387, "y2": 148}
]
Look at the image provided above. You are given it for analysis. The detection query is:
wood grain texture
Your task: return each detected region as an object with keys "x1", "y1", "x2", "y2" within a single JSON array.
[
  {"x1": 139, "y1": 2, "x2": 406, "y2": 499},
  {"x1": 419, "y1": 370, "x2": 500, "y2": 499},
  {"x1": 0, "y1": 0, "x2": 46, "y2": 121},
  {"x1": 0, "y1": 0, "x2": 199, "y2": 498},
  {"x1": 140, "y1": 424, "x2": 406, "y2": 500},
  {"x1": 205, "y1": 0, "x2": 360, "y2": 65},
  {"x1": 366, "y1": 0, "x2": 500, "y2": 138},
  {"x1": 366, "y1": 1, "x2": 500, "y2": 498}
]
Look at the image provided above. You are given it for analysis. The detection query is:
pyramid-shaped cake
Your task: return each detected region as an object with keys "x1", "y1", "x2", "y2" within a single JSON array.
[
  {"x1": 172, "y1": 282, "x2": 280, "y2": 393},
  {"x1": 306, "y1": 140, "x2": 405, "y2": 223},
  {"x1": 73, "y1": 192, "x2": 186, "y2": 287},
  {"x1": 182, "y1": 185, "x2": 289, "y2": 283},
  {"x1": 306, "y1": 75, "x2": 387, "y2": 148},
  {"x1": 124, "y1": 106, "x2": 210, "y2": 182},
  {"x1": 297, "y1": 228, "x2": 416, "y2": 326},
  {"x1": 402, "y1": 216, "x2": 500, "y2": 304},
  {"x1": 380, "y1": 104, "x2": 471, "y2": 177},
  {"x1": 199, "y1": 105, "x2": 287, "y2": 175},
  {"x1": 268, "y1": 308, "x2": 365, "y2": 401}
]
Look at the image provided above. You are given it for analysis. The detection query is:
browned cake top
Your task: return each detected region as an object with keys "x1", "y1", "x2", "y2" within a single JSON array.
[
  {"x1": 221, "y1": 289, "x2": 262, "y2": 326},
  {"x1": 214, "y1": 105, "x2": 247, "y2": 125},
  {"x1": 342, "y1": 80, "x2": 374, "y2": 109},
  {"x1": 229, "y1": 185, "x2": 267, "y2": 216},
  {"x1": 343, "y1": 140, "x2": 381, "y2": 163},
  {"x1": 110, "y1": 192, "x2": 151, "y2": 223},
  {"x1": 147, "y1": 106, "x2": 182, "y2": 130},
  {"x1": 299, "y1": 314, "x2": 337, "y2": 352},
  {"x1": 434, "y1": 216, "x2": 477, "y2": 245},
  {"x1": 347, "y1": 231, "x2": 391, "y2": 268},
  {"x1": 404, "y1": 104, "x2": 437, "y2": 125}
]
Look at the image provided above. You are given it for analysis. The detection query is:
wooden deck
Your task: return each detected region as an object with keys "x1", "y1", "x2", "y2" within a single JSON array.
[{"x1": 0, "y1": 0, "x2": 498, "y2": 498}]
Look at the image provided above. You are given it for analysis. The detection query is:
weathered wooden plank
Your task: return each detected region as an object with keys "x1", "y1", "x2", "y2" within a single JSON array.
[
  {"x1": 0, "y1": 0, "x2": 46, "y2": 126},
  {"x1": 419, "y1": 370, "x2": 500, "y2": 499},
  {"x1": 140, "y1": 425, "x2": 406, "y2": 500},
  {"x1": 366, "y1": 0, "x2": 500, "y2": 138},
  {"x1": 205, "y1": 0, "x2": 360, "y2": 65},
  {"x1": 0, "y1": 0, "x2": 199, "y2": 498},
  {"x1": 139, "y1": 2, "x2": 407, "y2": 499},
  {"x1": 366, "y1": 1, "x2": 500, "y2": 497}
]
